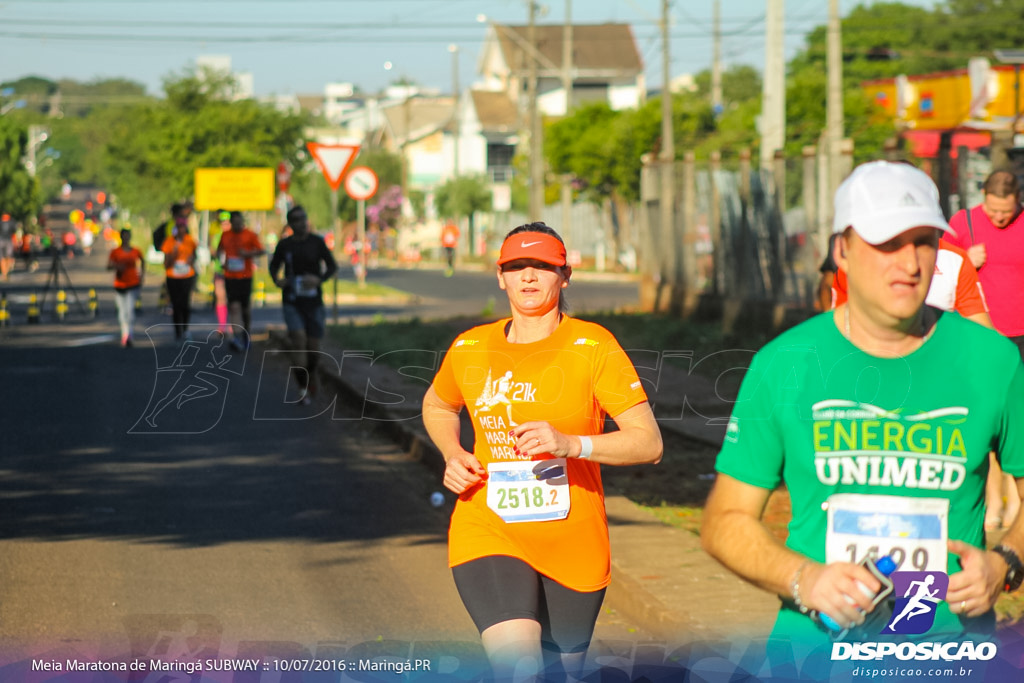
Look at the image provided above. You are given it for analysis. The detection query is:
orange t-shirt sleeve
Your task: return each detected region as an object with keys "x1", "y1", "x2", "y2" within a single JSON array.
[
  {"x1": 954, "y1": 251, "x2": 988, "y2": 317},
  {"x1": 592, "y1": 331, "x2": 648, "y2": 418},
  {"x1": 431, "y1": 345, "x2": 464, "y2": 408}
]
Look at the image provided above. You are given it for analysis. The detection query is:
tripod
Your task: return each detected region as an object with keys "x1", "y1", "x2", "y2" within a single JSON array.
[{"x1": 39, "y1": 249, "x2": 85, "y2": 316}]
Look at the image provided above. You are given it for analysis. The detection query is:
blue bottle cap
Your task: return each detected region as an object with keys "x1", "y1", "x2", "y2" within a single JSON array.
[
  {"x1": 819, "y1": 612, "x2": 843, "y2": 632},
  {"x1": 875, "y1": 556, "x2": 897, "y2": 576}
]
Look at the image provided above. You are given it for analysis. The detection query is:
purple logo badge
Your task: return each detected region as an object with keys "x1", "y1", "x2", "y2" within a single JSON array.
[{"x1": 884, "y1": 571, "x2": 948, "y2": 634}]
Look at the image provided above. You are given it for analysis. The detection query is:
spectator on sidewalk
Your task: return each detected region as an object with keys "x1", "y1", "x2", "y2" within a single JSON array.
[
  {"x1": 702, "y1": 161, "x2": 1024, "y2": 654},
  {"x1": 268, "y1": 205, "x2": 337, "y2": 406}
]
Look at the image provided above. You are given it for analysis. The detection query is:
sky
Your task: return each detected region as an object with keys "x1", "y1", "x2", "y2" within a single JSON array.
[{"x1": 0, "y1": 0, "x2": 942, "y2": 98}]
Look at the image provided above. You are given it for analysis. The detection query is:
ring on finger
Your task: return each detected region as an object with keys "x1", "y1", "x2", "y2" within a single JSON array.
[{"x1": 961, "y1": 600, "x2": 967, "y2": 612}]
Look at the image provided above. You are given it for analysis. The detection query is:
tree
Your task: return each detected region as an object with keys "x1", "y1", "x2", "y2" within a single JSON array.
[
  {"x1": 694, "y1": 65, "x2": 763, "y2": 109},
  {"x1": 0, "y1": 118, "x2": 41, "y2": 222},
  {"x1": 56, "y1": 77, "x2": 149, "y2": 118},
  {"x1": 102, "y1": 70, "x2": 308, "y2": 224},
  {"x1": 435, "y1": 174, "x2": 492, "y2": 249}
]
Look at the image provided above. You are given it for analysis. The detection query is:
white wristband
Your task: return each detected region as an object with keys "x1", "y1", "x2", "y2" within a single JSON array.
[{"x1": 577, "y1": 436, "x2": 593, "y2": 460}]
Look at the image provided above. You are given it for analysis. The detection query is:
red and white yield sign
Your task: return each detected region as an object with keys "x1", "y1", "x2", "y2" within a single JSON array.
[
  {"x1": 306, "y1": 142, "x2": 360, "y2": 191},
  {"x1": 345, "y1": 166, "x2": 379, "y2": 201}
]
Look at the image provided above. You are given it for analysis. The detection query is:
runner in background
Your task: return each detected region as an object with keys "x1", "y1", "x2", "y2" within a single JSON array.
[
  {"x1": 268, "y1": 205, "x2": 337, "y2": 406},
  {"x1": 422, "y1": 222, "x2": 662, "y2": 681},
  {"x1": 441, "y1": 220, "x2": 459, "y2": 277},
  {"x1": 107, "y1": 228, "x2": 145, "y2": 347},
  {"x1": 702, "y1": 161, "x2": 1024, "y2": 658},
  {"x1": 211, "y1": 211, "x2": 230, "y2": 337},
  {"x1": 0, "y1": 213, "x2": 15, "y2": 280},
  {"x1": 947, "y1": 169, "x2": 1024, "y2": 530},
  {"x1": 161, "y1": 212, "x2": 198, "y2": 342},
  {"x1": 215, "y1": 211, "x2": 265, "y2": 351}
]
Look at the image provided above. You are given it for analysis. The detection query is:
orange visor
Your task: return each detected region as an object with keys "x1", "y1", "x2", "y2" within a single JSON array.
[{"x1": 497, "y1": 232, "x2": 566, "y2": 266}]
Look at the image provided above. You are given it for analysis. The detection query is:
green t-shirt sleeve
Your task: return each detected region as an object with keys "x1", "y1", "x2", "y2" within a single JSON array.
[
  {"x1": 714, "y1": 347, "x2": 786, "y2": 490},
  {"x1": 996, "y1": 361, "x2": 1024, "y2": 477}
]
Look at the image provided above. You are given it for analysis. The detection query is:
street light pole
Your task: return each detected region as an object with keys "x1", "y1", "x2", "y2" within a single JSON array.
[
  {"x1": 26, "y1": 125, "x2": 49, "y2": 177},
  {"x1": 449, "y1": 44, "x2": 460, "y2": 177},
  {"x1": 528, "y1": 1, "x2": 544, "y2": 219}
]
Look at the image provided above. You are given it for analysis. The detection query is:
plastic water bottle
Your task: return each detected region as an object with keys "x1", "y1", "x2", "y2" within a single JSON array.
[{"x1": 818, "y1": 555, "x2": 898, "y2": 633}]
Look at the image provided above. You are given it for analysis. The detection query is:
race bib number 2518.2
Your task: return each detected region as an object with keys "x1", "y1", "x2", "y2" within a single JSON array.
[{"x1": 486, "y1": 458, "x2": 570, "y2": 523}]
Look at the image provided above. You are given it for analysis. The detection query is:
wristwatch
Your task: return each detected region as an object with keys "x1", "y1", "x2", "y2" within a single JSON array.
[{"x1": 992, "y1": 545, "x2": 1024, "y2": 592}]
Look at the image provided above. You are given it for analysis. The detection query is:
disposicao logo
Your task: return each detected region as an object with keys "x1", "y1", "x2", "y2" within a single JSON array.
[
  {"x1": 884, "y1": 571, "x2": 948, "y2": 635},
  {"x1": 830, "y1": 569, "x2": 997, "y2": 663}
]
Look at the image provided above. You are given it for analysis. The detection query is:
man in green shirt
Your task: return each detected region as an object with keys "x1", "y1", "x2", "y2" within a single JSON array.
[{"x1": 701, "y1": 161, "x2": 1024, "y2": 652}]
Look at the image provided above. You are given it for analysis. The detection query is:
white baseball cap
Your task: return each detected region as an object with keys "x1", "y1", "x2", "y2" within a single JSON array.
[{"x1": 833, "y1": 160, "x2": 954, "y2": 244}]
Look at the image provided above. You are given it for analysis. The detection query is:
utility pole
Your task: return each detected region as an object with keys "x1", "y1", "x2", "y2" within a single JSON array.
[
  {"x1": 660, "y1": 0, "x2": 675, "y2": 289},
  {"x1": 711, "y1": 0, "x2": 722, "y2": 116},
  {"x1": 528, "y1": 1, "x2": 544, "y2": 219},
  {"x1": 826, "y1": 0, "x2": 844, "y2": 209},
  {"x1": 561, "y1": 0, "x2": 573, "y2": 246},
  {"x1": 449, "y1": 44, "x2": 460, "y2": 177},
  {"x1": 761, "y1": 0, "x2": 785, "y2": 169}
]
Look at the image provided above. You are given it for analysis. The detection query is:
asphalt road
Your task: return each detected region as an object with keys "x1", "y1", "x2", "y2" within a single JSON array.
[{"x1": 0, "y1": 252, "x2": 649, "y2": 675}]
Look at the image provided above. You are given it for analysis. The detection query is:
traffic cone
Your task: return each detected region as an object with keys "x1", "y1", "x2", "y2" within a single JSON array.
[
  {"x1": 88, "y1": 288, "x2": 99, "y2": 318},
  {"x1": 0, "y1": 292, "x2": 9, "y2": 328},
  {"x1": 27, "y1": 292, "x2": 40, "y2": 324},
  {"x1": 56, "y1": 289, "x2": 68, "y2": 322},
  {"x1": 255, "y1": 280, "x2": 265, "y2": 308}
]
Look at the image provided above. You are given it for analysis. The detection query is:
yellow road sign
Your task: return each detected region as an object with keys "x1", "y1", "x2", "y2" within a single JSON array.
[{"x1": 194, "y1": 168, "x2": 275, "y2": 211}]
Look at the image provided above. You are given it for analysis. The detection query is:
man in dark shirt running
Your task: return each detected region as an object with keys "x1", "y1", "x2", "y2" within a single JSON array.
[{"x1": 269, "y1": 205, "x2": 338, "y2": 405}]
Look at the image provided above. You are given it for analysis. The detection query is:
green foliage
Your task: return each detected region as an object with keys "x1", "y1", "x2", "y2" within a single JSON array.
[
  {"x1": 56, "y1": 78, "x2": 149, "y2": 118},
  {"x1": 0, "y1": 118, "x2": 42, "y2": 221},
  {"x1": 546, "y1": 96, "x2": 715, "y2": 205},
  {"x1": 693, "y1": 65, "x2": 763, "y2": 107},
  {"x1": 435, "y1": 174, "x2": 493, "y2": 220},
  {"x1": 789, "y1": 3, "x2": 961, "y2": 85},
  {"x1": 1, "y1": 76, "x2": 58, "y2": 115},
  {"x1": 101, "y1": 70, "x2": 309, "y2": 224}
]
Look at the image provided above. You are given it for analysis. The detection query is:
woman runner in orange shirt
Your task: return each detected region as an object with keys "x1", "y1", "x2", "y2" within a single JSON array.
[
  {"x1": 107, "y1": 228, "x2": 145, "y2": 346},
  {"x1": 423, "y1": 222, "x2": 662, "y2": 681}
]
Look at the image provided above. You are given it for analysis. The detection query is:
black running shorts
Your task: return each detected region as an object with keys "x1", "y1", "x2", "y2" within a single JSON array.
[
  {"x1": 224, "y1": 277, "x2": 253, "y2": 306},
  {"x1": 451, "y1": 555, "x2": 606, "y2": 654}
]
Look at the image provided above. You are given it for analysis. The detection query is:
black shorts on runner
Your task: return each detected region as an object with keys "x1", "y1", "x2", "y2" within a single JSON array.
[
  {"x1": 451, "y1": 555, "x2": 606, "y2": 654},
  {"x1": 224, "y1": 277, "x2": 253, "y2": 307},
  {"x1": 282, "y1": 302, "x2": 326, "y2": 339}
]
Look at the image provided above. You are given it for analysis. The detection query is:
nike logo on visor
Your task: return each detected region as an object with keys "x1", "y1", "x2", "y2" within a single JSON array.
[{"x1": 521, "y1": 240, "x2": 542, "y2": 248}]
